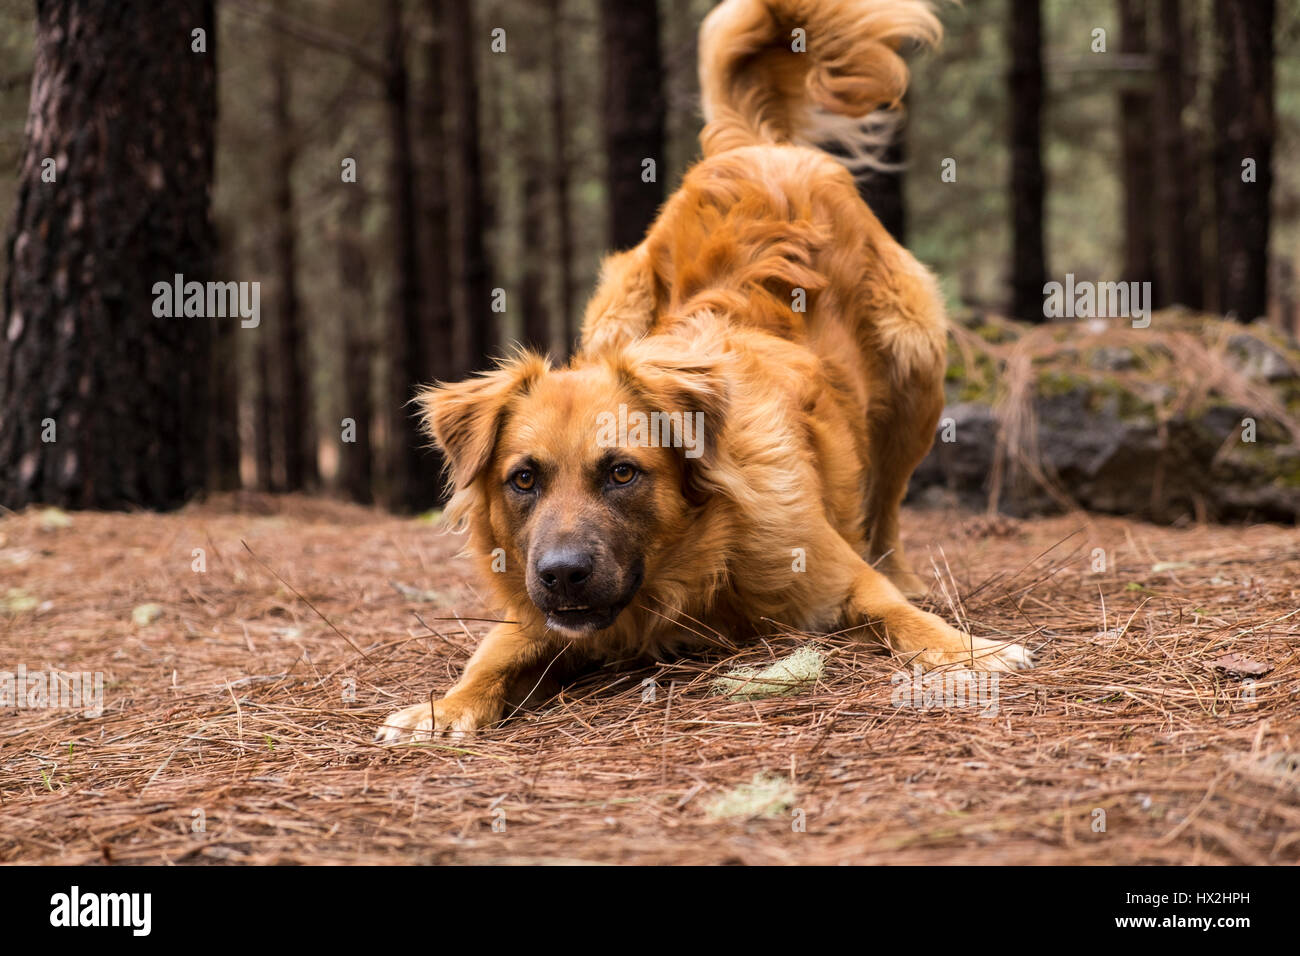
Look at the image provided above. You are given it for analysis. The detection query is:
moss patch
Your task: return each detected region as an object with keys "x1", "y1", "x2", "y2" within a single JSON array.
[
  {"x1": 704, "y1": 773, "x2": 797, "y2": 820},
  {"x1": 712, "y1": 645, "x2": 825, "y2": 700}
]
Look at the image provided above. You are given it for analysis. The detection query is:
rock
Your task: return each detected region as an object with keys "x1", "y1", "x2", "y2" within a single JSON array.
[
  {"x1": 1227, "y1": 334, "x2": 1298, "y2": 383},
  {"x1": 1087, "y1": 346, "x2": 1139, "y2": 371},
  {"x1": 909, "y1": 402, "x2": 999, "y2": 511},
  {"x1": 908, "y1": 312, "x2": 1300, "y2": 523},
  {"x1": 911, "y1": 485, "x2": 962, "y2": 510},
  {"x1": 909, "y1": 391, "x2": 1300, "y2": 523}
]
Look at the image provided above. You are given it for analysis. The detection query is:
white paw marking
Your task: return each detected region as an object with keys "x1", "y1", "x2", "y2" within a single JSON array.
[
  {"x1": 375, "y1": 702, "x2": 433, "y2": 744},
  {"x1": 968, "y1": 637, "x2": 1033, "y2": 671}
]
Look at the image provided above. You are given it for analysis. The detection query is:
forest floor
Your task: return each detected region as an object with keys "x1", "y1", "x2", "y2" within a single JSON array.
[{"x1": 1, "y1": 494, "x2": 1298, "y2": 865}]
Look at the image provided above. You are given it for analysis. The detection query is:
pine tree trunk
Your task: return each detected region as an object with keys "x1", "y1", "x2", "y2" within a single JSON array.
[
  {"x1": 411, "y1": 0, "x2": 455, "y2": 500},
  {"x1": 421, "y1": 0, "x2": 457, "y2": 382},
  {"x1": 337, "y1": 186, "x2": 373, "y2": 505},
  {"x1": 385, "y1": 0, "x2": 439, "y2": 513},
  {"x1": 1008, "y1": 0, "x2": 1047, "y2": 324},
  {"x1": 521, "y1": 156, "x2": 549, "y2": 354},
  {"x1": 210, "y1": 222, "x2": 241, "y2": 491},
  {"x1": 255, "y1": 338, "x2": 277, "y2": 491},
  {"x1": 270, "y1": 39, "x2": 317, "y2": 491},
  {"x1": 600, "y1": 0, "x2": 666, "y2": 251},
  {"x1": 1118, "y1": 0, "x2": 1156, "y2": 291},
  {"x1": 1212, "y1": 0, "x2": 1274, "y2": 322},
  {"x1": 445, "y1": 0, "x2": 494, "y2": 367},
  {"x1": 1152, "y1": 0, "x2": 1204, "y2": 310},
  {"x1": 0, "y1": 0, "x2": 216, "y2": 510},
  {"x1": 548, "y1": 0, "x2": 576, "y2": 354}
]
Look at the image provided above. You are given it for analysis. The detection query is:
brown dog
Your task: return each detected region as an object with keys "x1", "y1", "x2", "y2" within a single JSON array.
[{"x1": 378, "y1": 0, "x2": 1031, "y2": 742}]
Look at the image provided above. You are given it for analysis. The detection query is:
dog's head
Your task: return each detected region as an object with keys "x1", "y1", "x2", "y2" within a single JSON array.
[{"x1": 419, "y1": 340, "x2": 727, "y2": 636}]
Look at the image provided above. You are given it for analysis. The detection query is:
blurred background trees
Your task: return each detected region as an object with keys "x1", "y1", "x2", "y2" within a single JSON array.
[
  {"x1": 1, "y1": 0, "x2": 1297, "y2": 512},
  {"x1": 1008, "y1": 0, "x2": 1048, "y2": 323}
]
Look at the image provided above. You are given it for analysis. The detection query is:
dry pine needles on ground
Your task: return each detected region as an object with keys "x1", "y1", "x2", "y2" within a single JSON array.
[{"x1": 1, "y1": 493, "x2": 1298, "y2": 864}]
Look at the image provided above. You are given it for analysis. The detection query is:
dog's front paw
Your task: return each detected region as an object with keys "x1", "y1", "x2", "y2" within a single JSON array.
[
  {"x1": 375, "y1": 701, "x2": 433, "y2": 743},
  {"x1": 907, "y1": 621, "x2": 1034, "y2": 672},
  {"x1": 981, "y1": 638, "x2": 1033, "y2": 671},
  {"x1": 374, "y1": 693, "x2": 501, "y2": 743}
]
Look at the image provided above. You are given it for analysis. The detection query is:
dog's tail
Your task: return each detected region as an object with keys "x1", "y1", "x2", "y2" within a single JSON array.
[{"x1": 698, "y1": 0, "x2": 941, "y2": 167}]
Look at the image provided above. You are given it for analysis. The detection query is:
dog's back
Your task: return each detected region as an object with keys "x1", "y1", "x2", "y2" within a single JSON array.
[{"x1": 581, "y1": 0, "x2": 947, "y2": 382}]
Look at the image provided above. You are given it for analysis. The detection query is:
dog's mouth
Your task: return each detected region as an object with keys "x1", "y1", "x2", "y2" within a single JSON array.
[
  {"x1": 544, "y1": 604, "x2": 623, "y2": 632},
  {"x1": 536, "y1": 566, "x2": 644, "y2": 634}
]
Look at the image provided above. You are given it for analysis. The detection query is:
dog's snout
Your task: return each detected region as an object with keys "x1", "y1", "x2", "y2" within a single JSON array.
[
  {"x1": 526, "y1": 535, "x2": 640, "y2": 631},
  {"x1": 537, "y1": 548, "x2": 595, "y2": 598}
]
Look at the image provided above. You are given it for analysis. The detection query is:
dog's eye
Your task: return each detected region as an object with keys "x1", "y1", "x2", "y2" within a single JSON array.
[
  {"x1": 510, "y1": 469, "x2": 536, "y2": 492},
  {"x1": 609, "y1": 463, "x2": 637, "y2": 486}
]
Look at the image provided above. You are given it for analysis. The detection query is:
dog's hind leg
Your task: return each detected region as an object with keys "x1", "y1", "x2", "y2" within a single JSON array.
[
  {"x1": 862, "y1": 320, "x2": 946, "y2": 599},
  {"x1": 830, "y1": 540, "x2": 1031, "y2": 671}
]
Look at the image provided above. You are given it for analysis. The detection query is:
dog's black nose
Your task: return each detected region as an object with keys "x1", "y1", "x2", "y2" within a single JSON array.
[{"x1": 537, "y1": 548, "x2": 594, "y2": 598}]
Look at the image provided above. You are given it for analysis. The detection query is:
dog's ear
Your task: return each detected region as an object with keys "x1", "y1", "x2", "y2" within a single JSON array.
[
  {"x1": 416, "y1": 353, "x2": 547, "y2": 492},
  {"x1": 619, "y1": 340, "x2": 730, "y2": 505}
]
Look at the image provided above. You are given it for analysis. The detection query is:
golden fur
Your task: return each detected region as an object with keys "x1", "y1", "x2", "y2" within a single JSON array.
[{"x1": 378, "y1": 0, "x2": 1030, "y2": 742}]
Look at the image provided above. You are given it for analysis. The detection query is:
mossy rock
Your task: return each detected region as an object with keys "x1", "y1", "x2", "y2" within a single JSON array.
[{"x1": 919, "y1": 311, "x2": 1300, "y2": 522}]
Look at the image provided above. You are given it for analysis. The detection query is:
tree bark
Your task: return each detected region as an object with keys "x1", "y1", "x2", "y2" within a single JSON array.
[
  {"x1": 0, "y1": 0, "x2": 215, "y2": 510},
  {"x1": 1152, "y1": 0, "x2": 1204, "y2": 309},
  {"x1": 385, "y1": 0, "x2": 439, "y2": 513},
  {"x1": 420, "y1": 0, "x2": 457, "y2": 382},
  {"x1": 1008, "y1": 0, "x2": 1047, "y2": 323},
  {"x1": 600, "y1": 0, "x2": 666, "y2": 251},
  {"x1": 445, "y1": 0, "x2": 494, "y2": 367},
  {"x1": 254, "y1": 334, "x2": 277, "y2": 491},
  {"x1": 1118, "y1": 0, "x2": 1156, "y2": 292},
  {"x1": 337, "y1": 186, "x2": 373, "y2": 506},
  {"x1": 270, "y1": 35, "x2": 317, "y2": 491},
  {"x1": 210, "y1": 220, "x2": 241, "y2": 491},
  {"x1": 521, "y1": 156, "x2": 549, "y2": 354},
  {"x1": 548, "y1": 0, "x2": 576, "y2": 354},
  {"x1": 1211, "y1": 0, "x2": 1274, "y2": 322},
  {"x1": 409, "y1": 0, "x2": 456, "y2": 500}
]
